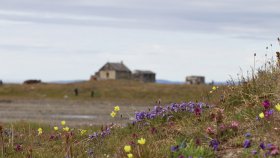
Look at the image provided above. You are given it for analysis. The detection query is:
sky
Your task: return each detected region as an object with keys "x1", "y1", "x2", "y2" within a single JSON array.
[{"x1": 0, "y1": 0, "x2": 280, "y2": 83}]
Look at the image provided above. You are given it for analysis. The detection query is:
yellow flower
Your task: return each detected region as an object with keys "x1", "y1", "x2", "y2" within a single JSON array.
[
  {"x1": 63, "y1": 127, "x2": 70, "y2": 132},
  {"x1": 124, "y1": 145, "x2": 131, "y2": 153},
  {"x1": 61, "y1": 120, "x2": 66, "y2": 126},
  {"x1": 80, "y1": 129, "x2": 87, "y2": 135},
  {"x1": 275, "y1": 103, "x2": 280, "y2": 112},
  {"x1": 38, "y1": 128, "x2": 43, "y2": 135},
  {"x1": 259, "y1": 112, "x2": 265, "y2": 119},
  {"x1": 212, "y1": 86, "x2": 217, "y2": 91},
  {"x1": 137, "y1": 138, "x2": 146, "y2": 145},
  {"x1": 110, "y1": 111, "x2": 116, "y2": 118},
  {"x1": 127, "y1": 153, "x2": 133, "y2": 158},
  {"x1": 54, "y1": 126, "x2": 59, "y2": 131},
  {"x1": 114, "y1": 106, "x2": 120, "y2": 112}
]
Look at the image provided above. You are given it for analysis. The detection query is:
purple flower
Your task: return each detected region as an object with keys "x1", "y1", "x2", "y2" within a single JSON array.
[
  {"x1": 178, "y1": 155, "x2": 185, "y2": 158},
  {"x1": 194, "y1": 107, "x2": 201, "y2": 116},
  {"x1": 244, "y1": 139, "x2": 251, "y2": 148},
  {"x1": 134, "y1": 102, "x2": 210, "y2": 121},
  {"x1": 266, "y1": 143, "x2": 272, "y2": 149},
  {"x1": 209, "y1": 139, "x2": 219, "y2": 151},
  {"x1": 251, "y1": 150, "x2": 257, "y2": 155},
  {"x1": 268, "y1": 109, "x2": 274, "y2": 115},
  {"x1": 262, "y1": 100, "x2": 270, "y2": 109},
  {"x1": 89, "y1": 132, "x2": 98, "y2": 139},
  {"x1": 259, "y1": 142, "x2": 265, "y2": 150},
  {"x1": 171, "y1": 145, "x2": 179, "y2": 152},
  {"x1": 87, "y1": 149, "x2": 94, "y2": 156},
  {"x1": 14, "y1": 144, "x2": 23, "y2": 152},
  {"x1": 244, "y1": 133, "x2": 251, "y2": 138}
]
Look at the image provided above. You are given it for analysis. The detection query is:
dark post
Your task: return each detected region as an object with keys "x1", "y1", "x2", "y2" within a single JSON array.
[
  {"x1": 91, "y1": 90, "x2": 95, "y2": 98},
  {"x1": 74, "y1": 88, "x2": 79, "y2": 96}
]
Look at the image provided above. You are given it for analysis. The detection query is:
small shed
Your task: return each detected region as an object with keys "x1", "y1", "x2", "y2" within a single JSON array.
[
  {"x1": 23, "y1": 79, "x2": 42, "y2": 84},
  {"x1": 96, "y1": 62, "x2": 131, "y2": 80},
  {"x1": 0, "y1": 80, "x2": 3, "y2": 85},
  {"x1": 186, "y1": 76, "x2": 205, "y2": 85},
  {"x1": 133, "y1": 70, "x2": 156, "y2": 83}
]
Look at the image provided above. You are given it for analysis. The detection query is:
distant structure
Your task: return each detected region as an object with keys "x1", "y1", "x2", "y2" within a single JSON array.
[
  {"x1": 133, "y1": 70, "x2": 156, "y2": 83},
  {"x1": 186, "y1": 76, "x2": 205, "y2": 85},
  {"x1": 0, "y1": 80, "x2": 3, "y2": 86},
  {"x1": 95, "y1": 62, "x2": 132, "y2": 80},
  {"x1": 23, "y1": 79, "x2": 42, "y2": 84}
]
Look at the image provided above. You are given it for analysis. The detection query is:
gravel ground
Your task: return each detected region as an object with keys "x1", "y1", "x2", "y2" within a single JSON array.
[{"x1": 0, "y1": 99, "x2": 151, "y2": 126}]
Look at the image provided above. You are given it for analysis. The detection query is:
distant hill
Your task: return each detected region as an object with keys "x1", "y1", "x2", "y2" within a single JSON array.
[
  {"x1": 156, "y1": 79, "x2": 226, "y2": 85},
  {"x1": 48, "y1": 80, "x2": 87, "y2": 84},
  {"x1": 156, "y1": 79, "x2": 184, "y2": 84}
]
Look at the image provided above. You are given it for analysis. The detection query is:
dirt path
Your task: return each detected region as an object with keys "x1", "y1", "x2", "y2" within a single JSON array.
[{"x1": 0, "y1": 99, "x2": 151, "y2": 126}]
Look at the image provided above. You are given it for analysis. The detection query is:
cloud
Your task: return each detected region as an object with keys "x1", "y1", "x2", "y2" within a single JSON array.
[
  {"x1": 0, "y1": 0, "x2": 280, "y2": 82},
  {"x1": 0, "y1": 0, "x2": 279, "y2": 37}
]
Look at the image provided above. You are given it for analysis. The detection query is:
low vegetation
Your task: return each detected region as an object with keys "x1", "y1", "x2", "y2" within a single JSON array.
[
  {"x1": 0, "y1": 80, "x2": 217, "y2": 105},
  {"x1": 1, "y1": 56, "x2": 280, "y2": 157}
]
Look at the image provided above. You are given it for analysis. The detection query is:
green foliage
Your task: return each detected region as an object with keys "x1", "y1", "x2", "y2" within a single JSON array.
[{"x1": 171, "y1": 139, "x2": 215, "y2": 158}]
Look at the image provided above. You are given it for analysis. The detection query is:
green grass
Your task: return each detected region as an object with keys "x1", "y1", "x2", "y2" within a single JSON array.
[{"x1": 0, "y1": 80, "x2": 218, "y2": 105}]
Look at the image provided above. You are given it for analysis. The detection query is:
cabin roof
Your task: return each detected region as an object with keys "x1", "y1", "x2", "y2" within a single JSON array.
[
  {"x1": 99, "y1": 62, "x2": 131, "y2": 72},
  {"x1": 134, "y1": 70, "x2": 155, "y2": 74}
]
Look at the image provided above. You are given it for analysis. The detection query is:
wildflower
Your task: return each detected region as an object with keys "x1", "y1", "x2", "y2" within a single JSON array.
[
  {"x1": 14, "y1": 144, "x2": 23, "y2": 152},
  {"x1": 63, "y1": 127, "x2": 70, "y2": 132},
  {"x1": 38, "y1": 128, "x2": 43, "y2": 135},
  {"x1": 268, "y1": 109, "x2": 274, "y2": 115},
  {"x1": 80, "y1": 129, "x2": 87, "y2": 136},
  {"x1": 209, "y1": 91, "x2": 213, "y2": 94},
  {"x1": 171, "y1": 145, "x2": 179, "y2": 152},
  {"x1": 244, "y1": 139, "x2": 251, "y2": 148},
  {"x1": 114, "y1": 106, "x2": 120, "y2": 112},
  {"x1": 61, "y1": 120, "x2": 66, "y2": 126},
  {"x1": 127, "y1": 153, "x2": 133, "y2": 158},
  {"x1": 209, "y1": 139, "x2": 219, "y2": 150},
  {"x1": 124, "y1": 145, "x2": 131, "y2": 152},
  {"x1": 275, "y1": 103, "x2": 280, "y2": 112},
  {"x1": 195, "y1": 138, "x2": 201, "y2": 146},
  {"x1": 89, "y1": 132, "x2": 98, "y2": 139},
  {"x1": 194, "y1": 107, "x2": 201, "y2": 116},
  {"x1": 87, "y1": 149, "x2": 94, "y2": 156},
  {"x1": 231, "y1": 121, "x2": 239, "y2": 129},
  {"x1": 212, "y1": 86, "x2": 217, "y2": 91},
  {"x1": 110, "y1": 111, "x2": 116, "y2": 118},
  {"x1": 259, "y1": 112, "x2": 265, "y2": 119},
  {"x1": 259, "y1": 142, "x2": 265, "y2": 150},
  {"x1": 245, "y1": 133, "x2": 251, "y2": 138},
  {"x1": 269, "y1": 145, "x2": 280, "y2": 156},
  {"x1": 206, "y1": 127, "x2": 215, "y2": 135},
  {"x1": 262, "y1": 100, "x2": 270, "y2": 109},
  {"x1": 251, "y1": 150, "x2": 257, "y2": 155},
  {"x1": 54, "y1": 126, "x2": 58, "y2": 131},
  {"x1": 137, "y1": 138, "x2": 146, "y2": 145}
]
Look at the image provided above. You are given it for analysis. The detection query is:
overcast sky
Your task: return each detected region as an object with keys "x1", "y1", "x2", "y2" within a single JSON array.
[{"x1": 0, "y1": 0, "x2": 280, "y2": 82}]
